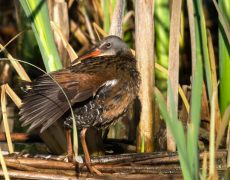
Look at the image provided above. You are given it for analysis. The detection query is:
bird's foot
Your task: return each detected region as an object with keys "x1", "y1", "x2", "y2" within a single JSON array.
[
  {"x1": 67, "y1": 153, "x2": 74, "y2": 162},
  {"x1": 60, "y1": 153, "x2": 74, "y2": 162},
  {"x1": 85, "y1": 162, "x2": 102, "y2": 175}
]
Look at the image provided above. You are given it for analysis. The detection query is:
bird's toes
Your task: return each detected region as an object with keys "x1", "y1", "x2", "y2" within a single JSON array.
[
  {"x1": 91, "y1": 166, "x2": 103, "y2": 175},
  {"x1": 85, "y1": 162, "x2": 103, "y2": 175}
]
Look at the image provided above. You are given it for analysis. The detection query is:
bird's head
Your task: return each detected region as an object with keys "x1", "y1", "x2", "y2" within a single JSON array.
[{"x1": 75, "y1": 36, "x2": 131, "y2": 63}]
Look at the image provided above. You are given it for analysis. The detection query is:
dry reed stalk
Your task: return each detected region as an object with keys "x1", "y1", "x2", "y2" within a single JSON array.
[
  {"x1": 93, "y1": 22, "x2": 107, "y2": 37},
  {"x1": 201, "y1": 151, "x2": 208, "y2": 179},
  {"x1": 48, "y1": 0, "x2": 70, "y2": 67},
  {"x1": 70, "y1": 20, "x2": 89, "y2": 55},
  {"x1": 82, "y1": 7, "x2": 96, "y2": 44},
  {"x1": 135, "y1": 0, "x2": 154, "y2": 152},
  {"x1": 209, "y1": 91, "x2": 217, "y2": 178},
  {"x1": 216, "y1": 106, "x2": 230, "y2": 149},
  {"x1": 0, "y1": 44, "x2": 31, "y2": 82},
  {"x1": 0, "y1": 148, "x2": 9, "y2": 180},
  {"x1": 166, "y1": 0, "x2": 182, "y2": 152},
  {"x1": 123, "y1": 11, "x2": 134, "y2": 25},
  {"x1": 155, "y1": 63, "x2": 190, "y2": 113},
  {"x1": 5, "y1": 84, "x2": 22, "y2": 108},
  {"x1": 0, "y1": 85, "x2": 14, "y2": 153},
  {"x1": 207, "y1": 31, "x2": 221, "y2": 132},
  {"x1": 109, "y1": 0, "x2": 124, "y2": 37},
  {"x1": 0, "y1": 169, "x2": 78, "y2": 180},
  {"x1": 92, "y1": 0, "x2": 103, "y2": 22},
  {"x1": 187, "y1": 0, "x2": 196, "y2": 78},
  {"x1": 227, "y1": 131, "x2": 230, "y2": 168},
  {"x1": 51, "y1": 21, "x2": 78, "y2": 61}
]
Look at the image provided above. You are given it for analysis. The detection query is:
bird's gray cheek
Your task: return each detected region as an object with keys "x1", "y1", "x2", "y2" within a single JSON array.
[
  {"x1": 109, "y1": 49, "x2": 117, "y2": 56},
  {"x1": 100, "y1": 49, "x2": 116, "y2": 56}
]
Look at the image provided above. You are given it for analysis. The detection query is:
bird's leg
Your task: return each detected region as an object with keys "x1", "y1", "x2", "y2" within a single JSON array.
[
  {"x1": 80, "y1": 128, "x2": 102, "y2": 175},
  {"x1": 64, "y1": 118, "x2": 73, "y2": 161},
  {"x1": 66, "y1": 129, "x2": 73, "y2": 161}
]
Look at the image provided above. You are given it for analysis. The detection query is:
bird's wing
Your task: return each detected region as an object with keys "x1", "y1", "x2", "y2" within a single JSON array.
[{"x1": 19, "y1": 69, "x2": 108, "y2": 133}]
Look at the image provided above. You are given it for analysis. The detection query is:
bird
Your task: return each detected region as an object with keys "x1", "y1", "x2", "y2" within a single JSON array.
[{"x1": 19, "y1": 35, "x2": 140, "y2": 174}]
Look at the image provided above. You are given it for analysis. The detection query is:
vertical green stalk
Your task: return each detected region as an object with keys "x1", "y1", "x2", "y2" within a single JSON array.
[
  {"x1": 110, "y1": 0, "x2": 116, "y2": 10},
  {"x1": 103, "y1": 0, "x2": 111, "y2": 34},
  {"x1": 187, "y1": 58, "x2": 203, "y2": 179},
  {"x1": 188, "y1": 1, "x2": 207, "y2": 178},
  {"x1": 156, "y1": 0, "x2": 203, "y2": 178},
  {"x1": 102, "y1": 0, "x2": 116, "y2": 34},
  {"x1": 155, "y1": 46, "x2": 203, "y2": 179},
  {"x1": 219, "y1": 0, "x2": 230, "y2": 115},
  {"x1": 194, "y1": 0, "x2": 212, "y2": 102},
  {"x1": 155, "y1": 86, "x2": 192, "y2": 179},
  {"x1": 19, "y1": 0, "x2": 62, "y2": 72},
  {"x1": 154, "y1": 0, "x2": 170, "y2": 95}
]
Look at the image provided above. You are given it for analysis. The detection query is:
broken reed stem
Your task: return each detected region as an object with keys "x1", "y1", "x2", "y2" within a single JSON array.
[
  {"x1": 1, "y1": 85, "x2": 14, "y2": 153},
  {"x1": 5, "y1": 84, "x2": 22, "y2": 108},
  {"x1": 0, "y1": 133, "x2": 41, "y2": 142},
  {"x1": 0, "y1": 44, "x2": 31, "y2": 82},
  {"x1": 5, "y1": 161, "x2": 78, "y2": 177},
  {"x1": 0, "y1": 170, "x2": 78, "y2": 180}
]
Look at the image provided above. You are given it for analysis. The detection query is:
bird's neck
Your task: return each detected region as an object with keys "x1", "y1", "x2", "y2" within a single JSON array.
[
  {"x1": 71, "y1": 52, "x2": 138, "y2": 79},
  {"x1": 115, "y1": 52, "x2": 138, "y2": 72}
]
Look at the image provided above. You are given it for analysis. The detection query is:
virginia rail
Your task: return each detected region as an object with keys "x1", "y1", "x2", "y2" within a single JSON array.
[{"x1": 19, "y1": 35, "x2": 140, "y2": 174}]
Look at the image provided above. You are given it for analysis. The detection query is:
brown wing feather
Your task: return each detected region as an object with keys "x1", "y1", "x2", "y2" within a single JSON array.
[{"x1": 19, "y1": 69, "x2": 108, "y2": 133}]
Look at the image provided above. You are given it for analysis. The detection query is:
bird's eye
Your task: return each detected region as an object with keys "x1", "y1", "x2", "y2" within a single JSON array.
[{"x1": 106, "y1": 43, "x2": 111, "y2": 48}]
